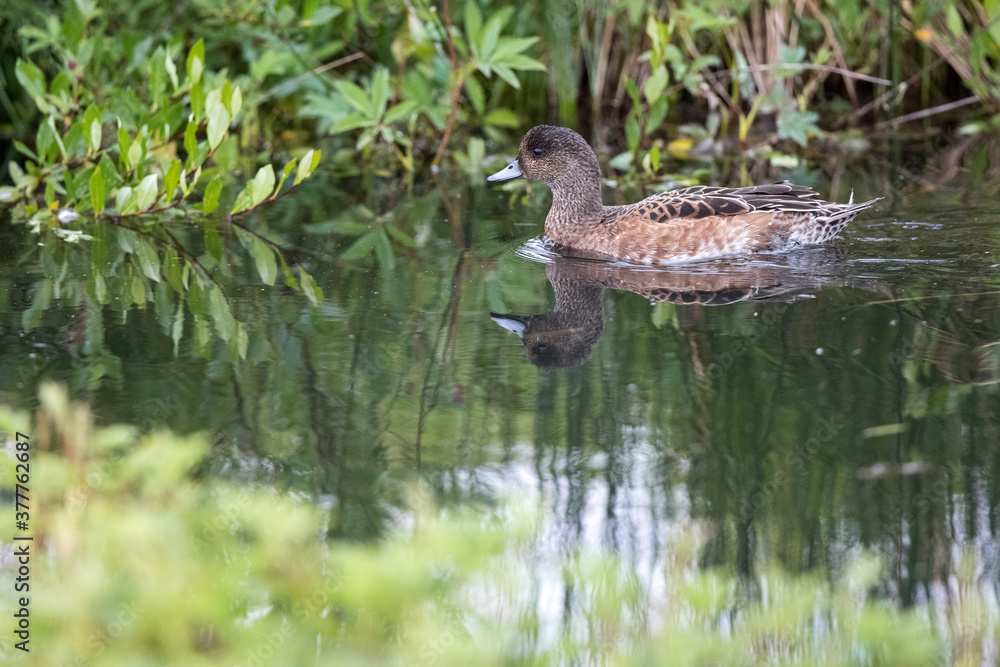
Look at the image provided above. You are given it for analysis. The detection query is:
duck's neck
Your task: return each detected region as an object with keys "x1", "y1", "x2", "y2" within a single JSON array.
[{"x1": 545, "y1": 175, "x2": 605, "y2": 243}]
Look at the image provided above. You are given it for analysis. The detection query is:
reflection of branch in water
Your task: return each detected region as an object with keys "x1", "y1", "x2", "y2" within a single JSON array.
[
  {"x1": 493, "y1": 251, "x2": 879, "y2": 368},
  {"x1": 415, "y1": 254, "x2": 466, "y2": 467}
]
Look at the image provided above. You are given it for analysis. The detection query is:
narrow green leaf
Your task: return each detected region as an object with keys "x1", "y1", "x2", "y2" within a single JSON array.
[
  {"x1": 374, "y1": 228, "x2": 394, "y2": 269},
  {"x1": 229, "y1": 323, "x2": 248, "y2": 360},
  {"x1": 479, "y1": 16, "x2": 502, "y2": 61},
  {"x1": 464, "y1": 2, "x2": 483, "y2": 48},
  {"x1": 183, "y1": 121, "x2": 198, "y2": 160},
  {"x1": 209, "y1": 286, "x2": 236, "y2": 341},
  {"x1": 230, "y1": 87, "x2": 242, "y2": 119},
  {"x1": 207, "y1": 104, "x2": 230, "y2": 150},
  {"x1": 250, "y1": 238, "x2": 277, "y2": 285},
  {"x1": 274, "y1": 158, "x2": 297, "y2": 196},
  {"x1": 136, "y1": 238, "x2": 161, "y2": 281},
  {"x1": 165, "y1": 49, "x2": 179, "y2": 90},
  {"x1": 127, "y1": 139, "x2": 143, "y2": 171},
  {"x1": 386, "y1": 225, "x2": 417, "y2": 248},
  {"x1": 295, "y1": 149, "x2": 320, "y2": 185},
  {"x1": 115, "y1": 185, "x2": 135, "y2": 214},
  {"x1": 14, "y1": 59, "x2": 46, "y2": 106},
  {"x1": 164, "y1": 159, "x2": 182, "y2": 203},
  {"x1": 135, "y1": 173, "x2": 159, "y2": 211},
  {"x1": 203, "y1": 177, "x2": 222, "y2": 214},
  {"x1": 204, "y1": 218, "x2": 223, "y2": 261},
  {"x1": 131, "y1": 272, "x2": 147, "y2": 308},
  {"x1": 13, "y1": 140, "x2": 37, "y2": 160},
  {"x1": 251, "y1": 164, "x2": 276, "y2": 207},
  {"x1": 229, "y1": 184, "x2": 254, "y2": 214},
  {"x1": 341, "y1": 229, "x2": 378, "y2": 260},
  {"x1": 186, "y1": 38, "x2": 205, "y2": 84},
  {"x1": 89, "y1": 166, "x2": 105, "y2": 215},
  {"x1": 370, "y1": 68, "x2": 390, "y2": 120},
  {"x1": 165, "y1": 248, "x2": 184, "y2": 293},
  {"x1": 333, "y1": 79, "x2": 374, "y2": 117},
  {"x1": 299, "y1": 268, "x2": 323, "y2": 306}
]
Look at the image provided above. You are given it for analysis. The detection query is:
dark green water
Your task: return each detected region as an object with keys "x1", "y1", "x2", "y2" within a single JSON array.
[{"x1": 2, "y1": 166, "x2": 998, "y2": 608}]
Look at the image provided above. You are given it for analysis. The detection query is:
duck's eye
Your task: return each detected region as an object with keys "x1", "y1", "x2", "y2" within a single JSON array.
[
  {"x1": 535, "y1": 343, "x2": 550, "y2": 355},
  {"x1": 532, "y1": 148, "x2": 544, "y2": 156}
]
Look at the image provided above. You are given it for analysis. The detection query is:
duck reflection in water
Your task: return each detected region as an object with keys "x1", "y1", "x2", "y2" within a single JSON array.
[{"x1": 492, "y1": 249, "x2": 876, "y2": 368}]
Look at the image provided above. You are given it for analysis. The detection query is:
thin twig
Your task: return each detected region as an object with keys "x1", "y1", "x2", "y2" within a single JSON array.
[
  {"x1": 708, "y1": 62, "x2": 892, "y2": 86},
  {"x1": 874, "y1": 96, "x2": 978, "y2": 129},
  {"x1": 865, "y1": 290, "x2": 1000, "y2": 306},
  {"x1": 258, "y1": 52, "x2": 367, "y2": 102}
]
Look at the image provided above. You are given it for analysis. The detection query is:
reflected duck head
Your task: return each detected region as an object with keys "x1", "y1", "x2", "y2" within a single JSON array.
[{"x1": 491, "y1": 309, "x2": 604, "y2": 369}]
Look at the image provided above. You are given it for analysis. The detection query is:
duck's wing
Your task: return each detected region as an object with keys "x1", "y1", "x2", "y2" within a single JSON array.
[{"x1": 636, "y1": 181, "x2": 825, "y2": 222}]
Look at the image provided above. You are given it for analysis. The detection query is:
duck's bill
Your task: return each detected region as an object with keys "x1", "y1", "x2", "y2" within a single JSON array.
[
  {"x1": 487, "y1": 161, "x2": 523, "y2": 183},
  {"x1": 490, "y1": 313, "x2": 529, "y2": 338}
]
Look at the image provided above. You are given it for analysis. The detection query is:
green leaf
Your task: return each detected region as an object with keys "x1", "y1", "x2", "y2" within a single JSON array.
[
  {"x1": 625, "y1": 115, "x2": 641, "y2": 150},
  {"x1": 229, "y1": 184, "x2": 254, "y2": 215},
  {"x1": 229, "y1": 323, "x2": 248, "y2": 360},
  {"x1": 465, "y1": 76, "x2": 485, "y2": 115},
  {"x1": 464, "y1": 2, "x2": 483, "y2": 47},
  {"x1": 165, "y1": 248, "x2": 184, "y2": 293},
  {"x1": 251, "y1": 165, "x2": 276, "y2": 207},
  {"x1": 207, "y1": 104, "x2": 230, "y2": 151},
  {"x1": 274, "y1": 159, "x2": 297, "y2": 196},
  {"x1": 479, "y1": 17, "x2": 502, "y2": 61},
  {"x1": 250, "y1": 238, "x2": 277, "y2": 285},
  {"x1": 230, "y1": 87, "x2": 242, "y2": 119},
  {"x1": 386, "y1": 225, "x2": 417, "y2": 248},
  {"x1": 484, "y1": 108, "x2": 519, "y2": 127},
  {"x1": 190, "y1": 80, "x2": 205, "y2": 120},
  {"x1": 127, "y1": 139, "x2": 143, "y2": 171},
  {"x1": 186, "y1": 38, "x2": 205, "y2": 85},
  {"x1": 115, "y1": 186, "x2": 136, "y2": 214},
  {"x1": 491, "y1": 64, "x2": 521, "y2": 89},
  {"x1": 370, "y1": 68, "x2": 391, "y2": 121},
  {"x1": 203, "y1": 177, "x2": 222, "y2": 213},
  {"x1": 13, "y1": 140, "x2": 37, "y2": 161},
  {"x1": 333, "y1": 80, "x2": 373, "y2": 117},
  {"x1": 493, "y1": 36, "x2": 540, "y2": 60},
  {"x1": 777, "y1": 110, "x2": 820, "y2": 147},
  {"x1": 89, "y1": 166, "x2": 105, "y2": 215},
  {"x1": 645, "y1": 66, "x2": 668, "y2": 102},
  {"x1": 136, "y1": 238, "x2": 161, "y2": 281},
  {"x1": 135, "y1": 173, "x2": 159, "y2": 211},
  {"x1": 14, "y1": 59, "x2": 47, "y2": 108},
  {"x1": 299, "y1": 268, "x2": 323, "y2": 306},
  {"x1": 332, "y1": 114, "x2": 376, "y2": 133},
  {"x1": 295, "y1": 149, "x2": 320, "y2": 185},
  {"x1": 341, "y1": 229, "x2": 378, "y2": 260},
  {"x1": 164, "y1": 159, "x2": 182, "y2": 203},
  {"x1": 184, "y1": 120, "x2": 198, "y2": 160},
  {"x1": 131, "y1": 272, "x2": 147, "y2": 308},
  {"x1": 384, "y1": 99, "x2": 419, "y2": 124},
  {"x1": 209, "y1": 285, "x2": 236, "y2": 340},
  {"x1": 165, "y1": 49, "x2": 179, "y2": 90},
  {"x1": 204, "y1": 218, "x2": 223, "y2": 261}
]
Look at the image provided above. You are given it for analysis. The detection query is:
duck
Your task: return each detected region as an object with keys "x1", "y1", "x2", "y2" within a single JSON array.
[{"x1": 487, "y1": 125, "x2": 880, "y2": 264}]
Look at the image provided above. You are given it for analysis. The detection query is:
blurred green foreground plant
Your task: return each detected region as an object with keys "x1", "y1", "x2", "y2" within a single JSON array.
[{"x1": 1, "y1": 384, "x2": 994, "y2": 666}]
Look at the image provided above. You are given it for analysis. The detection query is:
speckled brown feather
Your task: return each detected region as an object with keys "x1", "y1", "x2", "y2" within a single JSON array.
[{"x1": 507, "y1": 126, "x2": 880, "y2": 264}]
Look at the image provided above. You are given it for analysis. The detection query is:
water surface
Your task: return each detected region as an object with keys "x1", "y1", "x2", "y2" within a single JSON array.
[{"x1": 2, "y1": 166, "x2": 998, "y2": 611}]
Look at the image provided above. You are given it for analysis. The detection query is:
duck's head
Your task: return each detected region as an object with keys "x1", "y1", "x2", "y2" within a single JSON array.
[{"x1": 487, "y1": 126, "x2": 602, "y2": 195}]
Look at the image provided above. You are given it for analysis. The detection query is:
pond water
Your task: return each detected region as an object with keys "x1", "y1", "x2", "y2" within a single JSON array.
[{"x1": 2, "y1": 160, "x2": 999, "y2": 614}]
